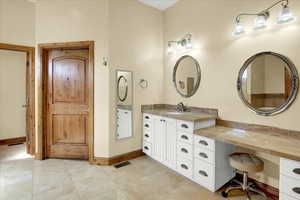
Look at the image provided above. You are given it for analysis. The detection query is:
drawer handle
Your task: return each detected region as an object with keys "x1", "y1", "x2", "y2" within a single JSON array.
[
  {"x1": 181, "y1": 124, "x2": 189, "y2": 129},
  {"x1": 199, "y1": 140, "x2": 208, "y2": 146},
  {"x1": 145, "y1": 124, "x2": 149, "y2": 128},
  {"x1": 292, "y1": 187, "x2": 300, "y2": 194},
  {"x1": 181, "y1": 164, "x2": 188, "y2": 170},
  {"x1": 181, "y1": 135, "x2": 189, "y2": 140},
  {"x1": 181, "y1": 148, "x2": 188, "y2": 154},
  {"x1": 124, "y1": 112, "x2": 128, "y2": 114},
  {"x1": 293, "y1": 168, "x2": 300, "y2": 175},
  {"x1": 199, "y1": 170, "x2": 208, "y2": 177},
  {"x1": 199, "y1": 152, "x2": 208, "y2": 159},
  {"x1": 145, "y1": 134, "x2": 149, "y2": 138},
  {"x1": 145, "y1": 116, "x2": 150, "y2": 119},
  {"x1": 144, "y1": 146, "x2": 149, "y2": 150}
]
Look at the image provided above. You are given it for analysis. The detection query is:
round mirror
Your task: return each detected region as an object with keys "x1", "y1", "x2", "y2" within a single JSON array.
[
  {"x1": 237, "y1": 52, "x2": 299, "y2": 116},
  {"x1": 117, "y1": 75, "x2": 128, "y2": 102},
  {"x1": 173, "y1": 55, "x2": 201, "y2": 98}
]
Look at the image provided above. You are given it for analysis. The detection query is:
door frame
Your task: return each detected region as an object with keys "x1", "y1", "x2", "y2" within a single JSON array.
[
  {"x1": 0, "y1": 43, "x2": 35, "y2": 155},
  {"x1": 37, "y1": 41, "x2": 94, "y2": 162}
]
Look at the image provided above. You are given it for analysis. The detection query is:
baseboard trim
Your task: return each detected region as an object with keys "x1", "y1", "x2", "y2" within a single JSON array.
[
  {"x1": 91, "y1": 150, "x2": 145, "y2": 166},
  {"x1": 0, "y1": 137, "x2": 26, "y2": 146},
  {"x1": 235, "y1": 173, "x2": 279, "y2": 200}
]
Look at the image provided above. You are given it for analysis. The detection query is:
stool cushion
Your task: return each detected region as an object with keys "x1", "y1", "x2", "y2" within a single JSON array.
[{"x1": 229, "y1": 153, "x2": 264, "y2": 173}]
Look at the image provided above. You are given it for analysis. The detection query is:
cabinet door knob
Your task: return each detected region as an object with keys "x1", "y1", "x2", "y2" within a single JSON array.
[
  {"x1": 293, "y1": 168, "x2": 300, "y2": 175},
  {"x1": 199, "y1": 140, "x2": 208, "y2": 146},
  {"x1": 181, "y1": 164, "x2": 188, "y2": 170},
  {"x1": 145, "y1": 116, "x2": 150, "y2": 119},
  {"x1": 144, "y1": 146, "x2": 149, "y2": 150},
  {"x1": 181, "y1": 124, "x2": 188, "y2": 129},
  {"x1": 292, "y1": 187, "x2": 300, "y2": 194},
  {"x1": 145, "y1": 134, "x2": 149, "y2": 138},
  {"x1": 145, "y1": 124, "x2": 149, "y2": 128},
  {"x1": 181, "y1": 135, "x2": 188, "y2": 140},
  {"x1": 199, "y1": 152, "x2": 208, "y2": 159},
  {"x1": 181, "y1": 148, "x2": 188, "y2": 154},
  {"x1": 199, "y1": 170, "x2": 208, "y2": 177}
]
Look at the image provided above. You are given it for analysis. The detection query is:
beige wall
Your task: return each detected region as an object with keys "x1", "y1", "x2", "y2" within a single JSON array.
[
  {"x1": 35, "y1": 0, "x2": 110, "y2": 157},
  {"x1": 108, "y1": 0, "x2": 164, "y2": 157},
  {"x1": 0, "y1": 0, "x2": 35, "y2": 46},
  {"x1": 164, "y1": 0, "x2": 300, "y2": 188},
  {"x1": 0, "y1": 50, "x2": 27, "y2": 140}
]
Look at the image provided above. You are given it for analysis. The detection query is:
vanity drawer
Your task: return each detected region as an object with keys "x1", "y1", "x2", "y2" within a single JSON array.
[
  {"x1": 143, "y1": 142, "x2": 152, "y2": 156},
  {"x1": 194, "y1": 146, "x2": 215, "y2": 165},
  {"x1": 280, "y1": 174, "x2": 300, "y2": 200},
  {"x1": 143, "y1": 130, "x2": 153, "y2": 143},
  {"x1": 177, "y1": 141, "x2": 193, "y2": 160},
  {"x1": 143, "y1": 113, "x2": 152, "y2": 122},
  {"x1": 177, "y1": 131, "x2": 193, "y2": 145},
  {"x1": 280, "y1": 193, "x2": 299, "y2": 200},
  {"x1": 177, "y1": 157, "x2": 193, "y2": 179},
  {"x1": 177, "y1": 120, "x2": 194, "y2": 133},
  {"x1": 281, "y1": 158, "x2": 300, "y2": 181},
  {"x1": 194, "y1": 135, "x2": 215, "y2": 151},
  {"x1": 194, "y1": 159, "x2": 214, "y2": 191}
]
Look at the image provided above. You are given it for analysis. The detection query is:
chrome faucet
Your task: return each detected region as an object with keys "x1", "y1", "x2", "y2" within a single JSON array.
[{"x1": 176, "y1": 102, "x2": 188, "y2": 112}]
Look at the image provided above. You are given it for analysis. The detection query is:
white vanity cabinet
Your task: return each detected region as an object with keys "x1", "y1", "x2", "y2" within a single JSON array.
[
  {"x1": 280, "y1": 158, "x2": 300, "y2": 200},
  {"x1": 116, "y1": 109, "x2": 132, "y2": 139},
  {"x1": 142, "y1": 113, "x2": 235, "y2": 192}
]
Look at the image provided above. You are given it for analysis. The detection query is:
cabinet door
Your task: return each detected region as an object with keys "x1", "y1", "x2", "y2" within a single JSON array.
[
  {"x1": 153, "y1": 116, "x2": 166, "y2": 163},
  {"x1": 165, "y1": 118, "x2": 177, "y2": 169}
]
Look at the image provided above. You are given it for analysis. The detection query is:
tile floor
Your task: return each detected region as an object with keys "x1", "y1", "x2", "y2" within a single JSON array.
[{"x1": 0, "y1": 144, "x2": 264, "y2": 200}]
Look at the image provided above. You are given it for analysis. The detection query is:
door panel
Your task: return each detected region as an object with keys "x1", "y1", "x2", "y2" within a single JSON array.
[
  {"x1": 46, "y1": 49, "x2": 89, "y2": 159},
  {"x1": 166, "y1": 118, "x2": 177, "y2": 169},
  {"x1": 153, "y1": 116, "x2": 166, "y2": 163}
]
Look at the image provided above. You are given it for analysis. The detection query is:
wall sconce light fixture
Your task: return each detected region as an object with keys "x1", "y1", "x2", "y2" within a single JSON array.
[
  {"x1": 234, "y1": 0, "x2": 294, "y2": 35},
  {"x1": 168, "y1": 34, "x2": 193, "y2": 53}
]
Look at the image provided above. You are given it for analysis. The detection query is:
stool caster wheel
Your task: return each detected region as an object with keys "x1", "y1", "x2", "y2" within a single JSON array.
[{"x1": 221, "y1": 191, "x2": 228, "y2": 198}]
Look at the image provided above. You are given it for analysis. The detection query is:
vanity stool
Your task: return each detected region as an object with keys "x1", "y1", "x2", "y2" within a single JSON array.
[{"x1": 222, "y1": 153, "x2": 267, "y2": 200}]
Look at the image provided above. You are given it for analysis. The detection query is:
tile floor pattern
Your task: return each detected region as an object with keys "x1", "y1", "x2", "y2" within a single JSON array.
[{"x1": 0, "y1": 144, "x2": 265, "y2": 200}]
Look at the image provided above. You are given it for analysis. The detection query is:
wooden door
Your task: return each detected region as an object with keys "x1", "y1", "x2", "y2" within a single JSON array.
[
  {"x1": 165, "y1": 118, "x2": 177, "y2": 169},
  {"x1": 46, "y1": 49, "x2": 90, "y2": 159}
]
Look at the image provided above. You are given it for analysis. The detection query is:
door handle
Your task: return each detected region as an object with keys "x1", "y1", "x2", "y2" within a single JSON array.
[
  {"x1": 144, "y1": 146, "x2": 149, "y2": 150},
  {"x1": 181, "y1": 148, "x2": 188, "y2": 154},
  {"x1": 292, "y1": 187, "x2": 300, "y2": 194},
  {"x1": 199, "y1": 170, "x2": 208, "y2": 177},
  {"x1": 145, "y1": 134, "x2": 149, "y2": 138},
  {"x1": 181, "y1": 124, "x2": 189, "y2": 129},
  {"x1": 181, "y1": 135, "x2": 189, "y2": 140},
  {"x1": 199, "y1": 152, "x2": 208, "y2": 159},
  {"x1": 293, "y1": 168, "x2": 300, "y2": 175},
  {"x1": 199, "y1": 140, "x2": 208, "y2": 146},
  {"x1": 181, "y1": 164, "x2": 188, "y2": 170}
]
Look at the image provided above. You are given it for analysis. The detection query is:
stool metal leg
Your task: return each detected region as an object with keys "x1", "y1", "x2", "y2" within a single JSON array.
[{"x1": 248, "y1": 187, "x2": 268, "y2": 199}]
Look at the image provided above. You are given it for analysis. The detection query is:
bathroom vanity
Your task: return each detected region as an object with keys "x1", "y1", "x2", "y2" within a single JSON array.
[{"x1": 142, "y1": 108, "x2": 236, "y2": 192}]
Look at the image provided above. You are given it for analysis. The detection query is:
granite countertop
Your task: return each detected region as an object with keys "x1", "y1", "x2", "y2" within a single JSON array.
[
  {"x1": 142, "y1": 109, "x2": 217, "y2": 122},
  {"x1": 194, "y1": 126, "x2": 300, "y2": 162}
]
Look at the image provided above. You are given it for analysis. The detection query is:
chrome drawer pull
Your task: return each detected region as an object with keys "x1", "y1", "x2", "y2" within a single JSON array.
[
  {"x1": 292, "y1": 187, "x2": 300, "y2": 194},
  {"x1": 181, "y1": 124, "x2": 189, "y2": 129},
  {"x1": 199, "y1": 170, "x2": 208, "y2": 177},
  {"x1": 199, "y1": 140, "x2": 208, "y2": 146},
  {"x1": 144, "y1": 146, "x2": 149, "y2": 150},
  {"x1": 145, "y1": 124, "x2": 149, "y2": 128},
  {"x1": 145, "y1": 134, "x2": 149, "y2": 138},
  {"x1": 181, "y1": 164, "x2": 188, "y2": 170},
  {"x1": 199, "y1": 152, "x2": 208, "y2": 159},
  {"x1": 145, "y1": 116, "x2": 150, "y2": 119},
  {"x1": 293, "y1": 168, "x2": 300, "y2": 175},
  {"x1": 181, "y1": 148, "x2": 188, "y2": 153},
  {"x1": 181, "y1": 135, "x2": 189, "y2": 140}
]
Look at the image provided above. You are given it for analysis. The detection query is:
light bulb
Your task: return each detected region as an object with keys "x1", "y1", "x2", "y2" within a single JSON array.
[
  {"x1": 234, "y1": 22, "x2": 245, "y2": 35},
  {"x1": 167, "y1": 43, "x2": 173, "y2": 53},
  {"x1": 278, "y1": 5, "x2": 294, "y2": 24},
  {"x1": 254, "y1": 15, "x2": 267, "y2": 30},
  {"x1": 185, "y1": 39, "x2": 193, "y2": 49}
]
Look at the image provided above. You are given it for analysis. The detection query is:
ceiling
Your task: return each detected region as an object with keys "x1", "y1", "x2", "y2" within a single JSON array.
[{"x1": 137, "y1": 0, "x2": 178, "y2": 10}]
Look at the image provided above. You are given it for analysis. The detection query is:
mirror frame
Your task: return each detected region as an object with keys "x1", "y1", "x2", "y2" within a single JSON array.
[
  {"x1": 237, "y1": 51, "x2": 299, "y2": 116},
  {"x1": 117, "y1": 75, "x2": 128, "y2": 102},
  {"x1": 173, "y1": 55, "x2": 201, "y2": 98}
]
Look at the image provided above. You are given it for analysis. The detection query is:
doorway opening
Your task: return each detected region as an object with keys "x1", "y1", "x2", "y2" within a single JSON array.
[
  {"x1": 0, "y1": 43, "x2": 35, "y2": 159},
  {"x1": 38, "y1": 41, "x2": 94, "y2": 162}
]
